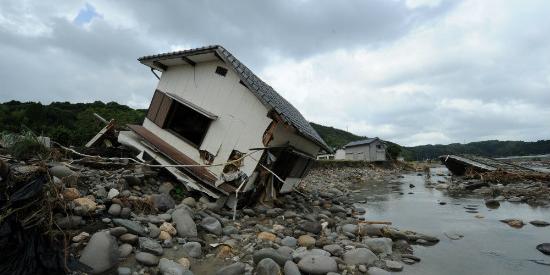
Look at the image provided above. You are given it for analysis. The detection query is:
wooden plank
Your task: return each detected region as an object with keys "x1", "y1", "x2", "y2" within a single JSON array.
[
  {"x1": 147, "y1": 90, "x2": 164, "y2": 121},
  {"x1": 154, "y1": 95, "x2": 172, "y2": 127},
  {"x1": 127, "y1": 124, "x2": 236, "y2": 194},
  {"x1": 85, "y1": 120, "x2": 115, "y2": 147}
]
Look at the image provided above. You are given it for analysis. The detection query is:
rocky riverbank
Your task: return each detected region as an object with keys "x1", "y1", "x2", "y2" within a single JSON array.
[{"x1": 1, "y1": 152, "x2": 442, "y2": 275}]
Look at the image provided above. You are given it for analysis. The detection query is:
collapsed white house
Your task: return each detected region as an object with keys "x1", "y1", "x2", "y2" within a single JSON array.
[{"x1": 118, "y1": 45, "x2": 330, "y2": 204}]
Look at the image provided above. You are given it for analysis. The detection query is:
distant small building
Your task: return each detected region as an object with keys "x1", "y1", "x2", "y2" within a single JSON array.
[
  {"x1": 317, "y1": 148, "x2": 346, "y2": 160},
  {"x1": 334, "y1": 149, "x2": 346, "y2": 160},
  {"x1": 317, "y1": 152, "x2": 335, "y2": 160},
  {"x1": 343, "y1": 138, "x2": 386, "y2": 162}
]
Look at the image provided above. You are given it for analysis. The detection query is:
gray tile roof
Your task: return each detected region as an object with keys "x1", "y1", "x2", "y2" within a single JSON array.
[
  {"x1": 344, "y1": 138, "x2": 380, "y2": 148},
  {"x1": 138, "y1": 45, "x2": 331, "y2": 152}
]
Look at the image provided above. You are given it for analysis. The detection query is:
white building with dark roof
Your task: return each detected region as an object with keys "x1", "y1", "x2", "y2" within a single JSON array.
[{"x1": 343, "y1": 138, "x2": 387, "y2": 162}]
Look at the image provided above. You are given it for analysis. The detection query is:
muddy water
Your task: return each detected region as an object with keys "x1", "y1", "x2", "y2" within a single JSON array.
[{"x1": 355, "y1": 166, "x2": 550, "y2": 275}]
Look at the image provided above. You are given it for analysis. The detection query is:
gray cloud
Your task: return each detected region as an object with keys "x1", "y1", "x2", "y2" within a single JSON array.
[{"x1": 0, "y1": 0, "x2": 548, "y2": 145}]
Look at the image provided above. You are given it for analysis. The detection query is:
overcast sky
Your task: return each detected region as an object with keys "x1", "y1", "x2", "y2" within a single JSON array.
[{"x1": 1, "y1": 0, "x2": 549, "y2": 146}]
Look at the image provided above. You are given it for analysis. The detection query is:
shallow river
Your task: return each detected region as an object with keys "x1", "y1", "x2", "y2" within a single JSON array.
[{"x1": 355, "y1": 167, "x2": 550, "y2": 275}]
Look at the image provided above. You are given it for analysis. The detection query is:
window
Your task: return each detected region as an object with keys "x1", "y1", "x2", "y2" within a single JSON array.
[
  {"x1": 147, "y1": 90, "x2": 215, "y2": 147},
  {"x1": 376, "y1": 144, "x2": 382, "y2": 149},
  {"x1": 165, "y1": 101, "x2": 211, "y2": 147}
]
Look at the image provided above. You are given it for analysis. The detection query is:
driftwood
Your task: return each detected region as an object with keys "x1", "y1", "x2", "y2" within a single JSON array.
[{"x1": 359, "y1": 220, "x2": 392, "y2": 225}]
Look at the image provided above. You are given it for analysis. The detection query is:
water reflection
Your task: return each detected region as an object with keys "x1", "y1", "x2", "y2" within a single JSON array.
[{"x1": 352, "y1": 166, "x2": 550, "y2": 275}]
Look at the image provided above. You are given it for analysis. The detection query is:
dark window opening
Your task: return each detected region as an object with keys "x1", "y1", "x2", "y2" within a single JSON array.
[
  {"x1": 272, "y1": 150, "x2": 312, "y2": 180},
  {"x1": 215, "y1": 66, "x2": 228, "y2": 76},
  {"x1": 165, "y1": 101, "x2": 211, "y2": 147},
  {"x1": 376, "y1": 145, "x2": 382, "y2": 149}
]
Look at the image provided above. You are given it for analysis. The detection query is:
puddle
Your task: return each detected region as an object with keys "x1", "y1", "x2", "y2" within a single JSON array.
[{"x1": 354, "y1": 166, "x2": 550, "y2": 275}]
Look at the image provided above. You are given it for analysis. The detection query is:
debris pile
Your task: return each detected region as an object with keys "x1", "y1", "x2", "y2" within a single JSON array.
[
  {"x1": 439, "y1": 155, "x2": 550, "y2": 206},
  {"x1": 0, "y1": 141, "x2": 437, "y2": 274}
]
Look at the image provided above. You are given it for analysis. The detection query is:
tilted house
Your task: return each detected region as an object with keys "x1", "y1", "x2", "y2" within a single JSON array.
[
  {"x1": 118, "y1": 45, "x2": 330, "y2": 202},
  {"x1": 343, "y1": 138, "x2": 387, "y2": 162}
]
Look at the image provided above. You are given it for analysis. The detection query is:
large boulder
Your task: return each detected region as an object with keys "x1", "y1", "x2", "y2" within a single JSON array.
[
  {"x1": 215, "y1": 262, "x2": 246, "y2": 275},
  {"x1": 181, "y1": 242, "x2": 202, "y2": 258},
  {"x1": 150, "y1": 194, "x2": 176, "y2": 211},
  {"x1": 253, "y1": 248, "x2": 289, "y2": 266},
  {"x1": 172, "y1": 209, "x2": 197, "y2": 237},
  {"x1": 108, "y1": 204, "x2": 122, "y2": 216},
  {"x1": 200, "y1": 216, "x2": 222, "y2": 235},
  {"x1": 297, "y1": 235, "x2": 316, "y2": 248},
  {"x1": 292, "y1": 247, "x2": 330, "y2": 262},
  {"x1": 112, "y1": 219, "x2": 146, "y2": 236},
  {"x1": 50, "y1": 165, "x2": 75, "y2": 178},
  {"x1": 73, "y1": 197, "x2": 97, "y2": 213},
  {"x1": 159, "y1": 258, "x2": 188, "y2": 274},
  {"x1": 297, "y1": 255, "x2": 338, "y2": 274},
  {"x1": 255, "y1": 258, "x2": 281, "y2": 275},
  {"x1": 300, "y1": 221, "x2": 322, "y2": 234},
  {"x1": 323, "y1": 244, "x2": 344, "y2": 256},
  {"x1": 281, "y1": 236, "x2": 297, "y2": 248},
  {"x1": 135, "y1": 252, "x2": 159, "y2": 266},
  {"x1": 364, "y1": 238, "x2": 393, "y2": 255},
  {"x1": 343, "y1": 248, "x2": 378, "y2": 265},
  {"x1": 78, "y1": 231, "x2": 119, "y2": 274},
  {"x1": 342, "y1": 224, "x2": 357, "y2": 235},
  {"x1": 284, "y1": 261, "x2": 301, "y2": 275},
  {"x1": 139, "y1": 237, "x2": 163, "y2": 256}
]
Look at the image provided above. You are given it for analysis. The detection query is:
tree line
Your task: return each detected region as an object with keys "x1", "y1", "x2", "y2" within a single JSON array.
[{"x1": 1, "y1": 101, "x2": 548, "y2": 159}]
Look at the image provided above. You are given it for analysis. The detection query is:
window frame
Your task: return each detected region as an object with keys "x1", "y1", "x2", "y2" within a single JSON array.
[
  {"x1": 163, "y1": 99, "x2": 213, "y2": 148},
  {"x1": 146, "y1": 89, "x2": 216, "y2": 148}
]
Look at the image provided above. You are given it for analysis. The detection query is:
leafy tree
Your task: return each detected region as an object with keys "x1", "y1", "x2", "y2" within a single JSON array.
[{"x1": 0, "y1": 100, "x2": 146, "y2": 146}]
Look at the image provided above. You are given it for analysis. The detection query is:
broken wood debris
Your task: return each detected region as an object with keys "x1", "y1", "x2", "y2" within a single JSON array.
[{"x1": 440, "y1": 154, "x2": 536, "y2": 176}]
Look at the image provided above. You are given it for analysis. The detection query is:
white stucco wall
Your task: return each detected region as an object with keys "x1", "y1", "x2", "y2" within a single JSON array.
[{"x1": 143, "y1": 60, "x2": 272, "y2": 177}]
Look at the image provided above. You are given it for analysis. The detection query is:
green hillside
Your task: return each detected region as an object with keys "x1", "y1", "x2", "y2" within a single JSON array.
[
  {"x1": 1, "y1": 101, "x2": 547, "y2": 160},
  {"x1": 403, "y1": 140, "x2": 550, "y2": 160},
  {"x1": 309, "y1": 122, "x2": 549, "y2": 160},
  {"x1": 309, "y1": 122, "x2": 365, "y2": 149},
  {"x1": 0, "y1": 100, "x2": 146, "y2": 146}
]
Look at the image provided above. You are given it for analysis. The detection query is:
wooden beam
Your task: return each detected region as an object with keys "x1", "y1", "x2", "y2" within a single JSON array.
[
  {"x1": 152, "y1": 61, "x2": 167, "y2": 71},
  {"x1": 181, "y1": 56, "x2": 196, "y2": 66}
]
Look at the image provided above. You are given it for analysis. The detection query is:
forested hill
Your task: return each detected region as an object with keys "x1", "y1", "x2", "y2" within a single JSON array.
[
  {"x1": 310, "y1": 122, "x2": 549, "y2": 160},
  {"x1": 1, "y1": 101, "x2": 548, "y2": 160},
  {"x1": 309, "y1": 122, "x2": 366, "y2": 148},
  {"x1": 0, "y1": 100, "x2": 146, "y2": 146},
  {"x1": 403, "y1": 140, "x2": 550, "y2": 160}
]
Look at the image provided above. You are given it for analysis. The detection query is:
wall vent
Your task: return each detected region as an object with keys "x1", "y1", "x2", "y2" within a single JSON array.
[{"x1": 215, "y1": 66, "x2": 228, "y2": 76}]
